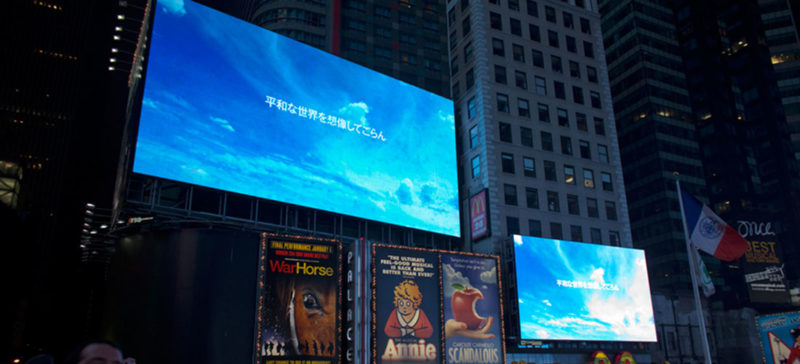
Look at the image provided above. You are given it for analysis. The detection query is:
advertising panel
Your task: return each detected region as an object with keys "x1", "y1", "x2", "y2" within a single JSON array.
[
  {"x1": 373, "y1": 245, "x2": 441, "y2": 363},
  {"x1": 470, "y1": 189, "x2": 489, "y2": 241},
  {"x1": 512, "y1": 235, "x2": 657, "y2": 342},
  {"x1": 134, "y1": 0, "x2": 459, "y2": 236},
  {"x1": 256, "y1": 233, "x2": 341, "y2": 364},
  {"x1": 738, "y1": 219, "x2": 790, "y2": 304},
  {"x1": 442, "y1": 254, "x2": 504, "y2": 364},
  {"x1": 756, "y1": 310, "x2": 800, "y2": 364}
]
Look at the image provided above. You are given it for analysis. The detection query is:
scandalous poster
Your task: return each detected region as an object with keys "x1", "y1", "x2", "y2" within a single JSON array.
[
  {"x1": 441, "y1": 254, "x2": 504, "y2": 364},
  {"x1": 257, "y1": 233, "x2": 341, "y2": 364},
  {"x1": 373, "y1": 244, "x2": 441, "y2": 363}
]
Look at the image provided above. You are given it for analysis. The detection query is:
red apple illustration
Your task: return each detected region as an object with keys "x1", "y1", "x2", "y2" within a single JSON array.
[{"x1": 451, "y1": 284, "x2": 486, "y2": 330}]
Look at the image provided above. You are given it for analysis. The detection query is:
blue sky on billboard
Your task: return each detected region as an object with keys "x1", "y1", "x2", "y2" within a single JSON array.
[
  {"x1": 512, "y1": 235, "x2": 657, "y2": 342},
  {"x1": 134, "y1": 0, "x2": 459, "y2": 236}
]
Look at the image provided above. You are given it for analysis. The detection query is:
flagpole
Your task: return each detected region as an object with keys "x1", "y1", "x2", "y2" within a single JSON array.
[{"x1": 675, "y1": 174, "x2": 714, "y2": 364}]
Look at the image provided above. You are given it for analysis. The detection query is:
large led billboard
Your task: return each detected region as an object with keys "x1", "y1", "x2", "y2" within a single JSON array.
[
  {"x1": 133, "y1": 0, "x2": 459, "y2": 236},
  {"x1": 512, "y1": 235, "x2": 657, "y2": 342}
]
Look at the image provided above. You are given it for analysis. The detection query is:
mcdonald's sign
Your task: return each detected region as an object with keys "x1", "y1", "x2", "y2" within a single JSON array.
[{"x1": 470, "y1": 189, "x2": 490, "y2": 241}]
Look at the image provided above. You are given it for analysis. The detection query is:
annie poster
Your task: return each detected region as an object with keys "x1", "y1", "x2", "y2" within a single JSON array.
[
  {"x1": 256, "y1": 233, "x2": 341, "y2": 364},
  {"x1": 373, "y1": 244, "x2": 441, "y2": 363},
  {"x1": 442, "y1": 254, "x2": 504, "y2": 364}
]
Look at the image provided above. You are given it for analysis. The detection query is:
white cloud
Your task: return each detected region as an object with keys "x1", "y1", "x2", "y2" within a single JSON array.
[
  {"x1": 480, "y1": 266, "x2": 497, "y2": 284},
  {"x1": 443, "y1": 264, "x2": 471, "y2": 298},
  {"x1": 142, "y1": 98, "x2": 158, "y2": 109},
  {"x1": 590, "y1": 267, "x2": 605, "y2": 285},
  {"x1": 209, "y1": 116, "x2": 235, "y2": 132},
  {"x1": 161, "y1": 0, "x2": 186, "y2": 15},
  {"x1": 535, "y1": 329, "x2": 549, "y2": 339},
  {"x1": 584, "y1": 258, "x2": 656, "y2": 341},
  {"x1": 542, "y1": 300, "x2": 551, "y2": 307},
  {"x1": 338, "y1": 102, "x2": 370, "y2": 126}
]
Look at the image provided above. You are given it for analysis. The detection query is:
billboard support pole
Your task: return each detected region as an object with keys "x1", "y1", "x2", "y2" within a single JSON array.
[{"x1": 675, "y1": 174, "x2": 713, "y2": 364}]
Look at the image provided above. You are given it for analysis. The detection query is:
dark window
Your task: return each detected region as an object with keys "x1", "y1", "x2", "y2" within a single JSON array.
[
  {"x1": 544, "y1": 160, "x2": 556, "y2": 181},
  {"x1": 499, "y1": 122, "x2": 512, "y2": 142},
  {"x1": 375, "y1": 46, "x2": 392, "y2": 59},
  {"x1": 538, "y1": 103, "x2": 549, "y2": 122},
  {"x1": 508, "y1": 0, "x2": 519, "y2": 11},
  {"x1": 469, "y1": 125, "x2": 479, "y2": 148},
  {"x1": 550, "y1": 222, "x2": 563, "y2": 239},
  {"x1": 541, "y1": 131, "x2": 553, "y2": 151},
  {"x1": 464, "y1": 41, "x2": 473, "y2": 62},
  {"x1": 587, "y1": 198, "x2": 598, "y2": 217},
  {"x1": 515, "y1": 70, "x2": 527, "y2": 89},
  {"x1": 492, "y1": 38, "x2": 505, "y2": 56},
  {"x1": 587, "y1": 66, "x2": 598, "y2": 83},
  {"x1": 471, "y1": 156, "x2": 480, "y2": 177},
  {"x1": 452, "y1": 82, "x2": 460, "y2": 99},
  {"x1": 461, "y1": 0, "x2": 469, "y2": 10},
  {"x1": 609, "y1": 231, "x2": 620, "y2": 246},
  {"x1": 462, "y1": 16, "x2": 471, "y2": 35},
  {"x1": 513, "y1": 44, "x2": 525, "y2": 62},
  {"x1": 507, "y1": 216, "x2": 520, "y2": 236},
  {"x1": 572, "y1": 86, "x2": 584, "y2": 104},
  {"x1": 526, "y1": 187, "x2": 539, "y2": 209},
  {"x1": 547, "y1": 191, "x2": 560, "y2": 212},
  {"x1": 560, "y1": 135, "x2": 572, "y2": 155},
  {"x1": 579, "y1": 140, "x2": 591, "y2": 159},
  {"x1": 605, "y1": 201, "x2": 617, "y2": 220},
  {"x1": 375, "y1": 5, "x2": 392, "y2": 18},
  {"x1": 548, "y1": 30, "x2": 559, "y2": 47},
  {"x1": 532, "y1": 49, "x2": 544, "y2": 67},
  {"x1": 529, "y1": 219, "x2": 542, "y2": 236},
  {"x1": 583, "y1": 41, "x2": 594, "y2": 58},
  {"x1": 448, "y1": 8, "x2": 455, "y2": 26},
  {"x1": 590, "y1": 228, "x2": 602, "y2": 243},
  {"x1": 502, "y1": 152, "x2": 515, "y2": 173},
  {"x1": 523, "y1": 157, "x2": 536, "y2": 177},
  {"x1": 551, "y1": 55, "x2": 562, "y2": 73},
  {"x1": 566, "y1": 35, "x2": 577, "y2": 52},
  {"x1": 564, "y1": 165, "x2": 575, "y2": 184},
  {"x1": 504, "y1": 184, "x2": 518, "y2": 205},
  {"x1": 529, "y1": 24, "x2": 541, "y2": 42},
  {"x1": 557, "y1": 108, "x2": 569, "y2": 127},
  {"x1": 554, "y1": 81, "x2": 565, "y2": 99},
  {"x1": 526, "y1": 0, "x2": 538, "y2": 17},
  {"x1": 601, "y1": 172, "x2": 613, "y2": 191},
  {"x1": 497, "y1": 93, "x2": 509, "y2": 112},
  {"x1": 467, "y1": 97, "x2": 477, "y2": 118},
  {"x1": 594, "y1": 117, "x2": 605, "y2": 135},
  {"x1": 598, "y1": 144, "x2": 609, "y2": 163},
  {"x1": 570, "y1": 225, "x2": 583, "y2": 241},
  {"x1": 567, "y1": 194, "x2": 579, "y2": 215},
  {"x1": 563, "y1": 11, "x2": 573, "y2": 29},
  {"x1": 535, "y1": 76, "x2": 546, "y2": 95},
  {"x1": 580, "y1": 17, "x2": 591, "y2": 34},
  {"x1": 466, "y1": 68, "x2": 475, "y2": 89},
  {"x1": 450, "y1": 31, "x2": 458, "y2": 50},
  {"x1": 375, "y1": 26, "x2": 392, "y2": 38},
  {"x1": 569, "y1": 60, "x2": 580, "y2": 78},
  {"x1": 590, "y1": 91, "x2": 601, "y2": 109},
  {"x1": 495, "y1": 65, "x2": 507, "y2": 84},
  {"x1": 510, "y1": 18, "x2": 522, "y2": 36},
  {"x1": 518, "y1": 98, "x2": 530, "y2": 117},
  {"x1": 545, "y1": 5, "x2": 556, "y2": 23},
  {"x1": 490, "y1": 12, "x2": 502, "y2": 30},
  {"x1": 520, "y1": 126, "x2": 533, "y2": 147},
  {"x1": 576, "y1": 113, "x2": 587, "y2": 131}
]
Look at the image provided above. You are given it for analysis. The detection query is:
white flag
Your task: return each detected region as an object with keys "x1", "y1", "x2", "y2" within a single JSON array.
[{"x1": 692, "y1": 245, "x2": 715, "y2": 297}]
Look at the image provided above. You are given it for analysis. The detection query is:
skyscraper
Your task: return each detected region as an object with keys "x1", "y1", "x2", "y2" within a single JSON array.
[{"x1": 446, "y1": 0, "x2": 633, "y2": 358}]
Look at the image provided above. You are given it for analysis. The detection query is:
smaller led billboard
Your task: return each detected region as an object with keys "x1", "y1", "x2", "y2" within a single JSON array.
[
  {"x1": 134, "y1": 0, "x2": 459, "y2": 236},
  {"x1": 512, "y1": 235, "x2": 656, "y2": 342}
]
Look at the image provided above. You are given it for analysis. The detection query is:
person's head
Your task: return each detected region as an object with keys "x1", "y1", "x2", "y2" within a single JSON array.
[
  {"x1": 393, "y1": 280, "x2": 423, "y2": 315},
  {"x1": 64, "y1": 339, "x2": 123, "y2": 364}
]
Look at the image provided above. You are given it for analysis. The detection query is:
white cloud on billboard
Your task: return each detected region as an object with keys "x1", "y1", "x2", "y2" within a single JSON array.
[
  {"x1": 210, "y1": 116, "x2": 235, "y2": 132},
  {"x1": 443, "y1": 264, "x2": 471, "y2": 298},
  {"x1": 161, "y1": 0, "x2": 186, "y2": 15},
  {"x1": 480, "y1": 266, "x2": 497, "y2": 284}
]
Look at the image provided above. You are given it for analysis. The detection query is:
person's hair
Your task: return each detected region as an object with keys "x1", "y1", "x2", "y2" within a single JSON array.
[
  {"x1": 63, "y1": 339, "x2": 122, "y2": 364},
  {"x1": 792, "y1": 327, "x2": 800, "y2": 339},
  {"x1": 393, "y1": 280, "x2": 423, "y2": 309}
]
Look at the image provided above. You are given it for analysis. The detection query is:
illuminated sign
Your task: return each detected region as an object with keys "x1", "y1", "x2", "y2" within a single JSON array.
[
  {"x1": 512, "y1": 235, "x2": 657, "y2": 342},
  {"x1": 470, "y1": 189, "x2": 489, "y2": 241},
  {"x1": 739, "y1": 219, "x2": 789, "y2": 304},
  {"x1": 134, "y1": 0, "x2": 459, "y2": 236}
]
